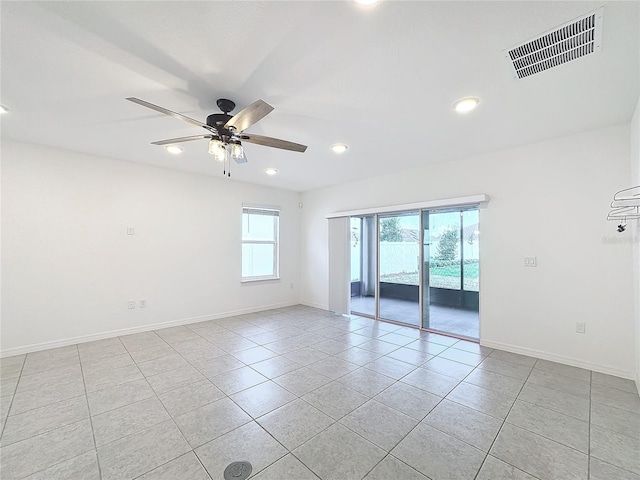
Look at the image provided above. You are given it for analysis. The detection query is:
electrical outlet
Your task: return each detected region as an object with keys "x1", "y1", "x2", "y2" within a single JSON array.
[
  {"x1": 140, "y1": 299, "x2": 147, "y2": 308},
  {"x1": 576, "y1": 322, "x2": 586, "y2": 333},
  {"x1": 128, "y1": 300, "x2": 136, "y2": 309}
]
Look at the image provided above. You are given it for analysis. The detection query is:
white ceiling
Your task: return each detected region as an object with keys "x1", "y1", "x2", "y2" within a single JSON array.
[{"x1": 1, "y1": 1, "x2": 638, "y2": 192}]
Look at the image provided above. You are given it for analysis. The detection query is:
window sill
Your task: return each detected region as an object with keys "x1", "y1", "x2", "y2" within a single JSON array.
[{"x1": 241, "y1": 276, "x2": 280, "y2": 284}]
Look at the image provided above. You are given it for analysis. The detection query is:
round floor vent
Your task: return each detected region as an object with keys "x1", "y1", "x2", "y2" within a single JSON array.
[{"x1": 224, "y1": 461, "x2": 252, "y2": 480}]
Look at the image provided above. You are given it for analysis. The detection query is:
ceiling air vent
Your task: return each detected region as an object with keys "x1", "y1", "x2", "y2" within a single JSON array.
[{"x1": 505, "y1": 8, "x2": 603, "y2": 79}]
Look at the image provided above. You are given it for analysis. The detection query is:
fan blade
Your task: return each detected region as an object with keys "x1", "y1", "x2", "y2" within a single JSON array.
[
  {"x1": 126, "y1": 97, "x2": 209, "y2": 130},
  {"x1": 240, "y1": 133, "x2": 307, "y2": 153},
  {"x1": 151, "y1": 135, "x2": 212, "y2": 146},
  {"x1": 225, "y1": 100, "x2": 274, "y2": 132}
]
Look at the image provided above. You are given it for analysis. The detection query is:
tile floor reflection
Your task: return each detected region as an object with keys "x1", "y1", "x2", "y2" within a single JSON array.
[{"x1": 351, "y1": 296, "x2": 479, "y2": 338}]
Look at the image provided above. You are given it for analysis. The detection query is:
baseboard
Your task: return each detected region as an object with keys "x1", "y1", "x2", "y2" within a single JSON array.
[
  {"x1": 0, "y1": 301, "x2": 300, "y2": 358},
  {"x1": 480, "y1": 339, "x2": 635, "y2": 380},
  {"x1": 300, "y1": 300, "x2": 329, "y2": 311}
]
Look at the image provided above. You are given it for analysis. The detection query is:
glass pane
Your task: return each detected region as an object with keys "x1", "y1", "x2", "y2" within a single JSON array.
[
  {"x1": 462, "y1": 209, "x2": 479, "y2": 292},
  {"x1": 242, "y1": 213, "x2": 276, "y2": 241},
  {"x1": 350, "y1": 218, "x2": 361, "y2": 282},
  {"x1": 425, "y1": 208, "x2": 479, "y2": 340},
  {"x1": 350, "y1": 216, "x2": 376, "y2": 317},
  {"x1": 422, "y1": 210, "x2": 430, "y2": 329},
  {"x1": 378, "y1": 212, "x2": 420, "y2": 326},
  {"x1": 429, "y1": 211, "x2": 461, "y2": 290},
  {"x1": 379, "y1": 215, "x2": 420, "y2": 285},
  {"x1": 242, "y1": 243, "x2": 275, "y2": 278}
]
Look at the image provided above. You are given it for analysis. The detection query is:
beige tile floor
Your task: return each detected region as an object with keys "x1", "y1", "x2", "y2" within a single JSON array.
[{"x1": 0, "y1": 305, "x2": 639, "y2": 479}]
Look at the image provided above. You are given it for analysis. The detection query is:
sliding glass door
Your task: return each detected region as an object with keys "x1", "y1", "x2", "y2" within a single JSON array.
[
  {"x1": 378, "y1": 212, "x2": 420, "y2": 326},
  {"x1": 350, "y1": 206, "x2": 479, "y2": 340},
  {"x1": 423, "y1": 208, "x2": 479, "y2": 338},
  {"x1": 350, "y1": 216, "x2": 376, "y2": 317}
]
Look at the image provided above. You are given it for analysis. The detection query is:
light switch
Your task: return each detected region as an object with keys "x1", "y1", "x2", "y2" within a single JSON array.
[
  {"x1": 524, "y1": 257, "x2": 537, "y2": 267},
  {"x1": 127, "y1": 227, "x2": 135, "y2": 235}
]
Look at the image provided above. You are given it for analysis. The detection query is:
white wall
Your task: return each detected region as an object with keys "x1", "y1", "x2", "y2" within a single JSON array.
[
  {"x1": 1, "y1": 141, "x2": 301, "y2": 355},
  {"x1": 631, "y1": 97, "x2": 640, "y2": 391},
  {"x1": 300, "y1": 124, "x2": 636, "y2": 378}
]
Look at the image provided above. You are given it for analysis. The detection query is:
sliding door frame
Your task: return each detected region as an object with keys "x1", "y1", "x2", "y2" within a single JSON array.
[{"x1": 349, "y1": 204, "x2": 481, "y2": 342}]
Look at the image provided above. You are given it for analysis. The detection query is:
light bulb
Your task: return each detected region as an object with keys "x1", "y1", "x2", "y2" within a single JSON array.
[
  {"x1": 208, "y1": 139, "x2": 226, "y2": 162},
  {"x1": 230, "y1": 143, "x2": 244, "y2": 159},
  {"x1": 331, "y1": 143, "x2": 348, "y2": 154},
  {"x1": 208, "y1": 139, "x2": 221, "y2": 154},
  {"x1": 453, "y1": 97, "x2": 480, "y2": 114},
  {"x1": 165, "y1": 145, "x2": 183, "y2": 154},
  {"x1": 265, "y1": 168, "x2": 278, "y2": 175}
]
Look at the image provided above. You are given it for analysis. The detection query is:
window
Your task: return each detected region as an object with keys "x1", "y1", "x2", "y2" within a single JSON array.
[{"x1": 242, "y1": 206, "x2": 279, "y2": 281}]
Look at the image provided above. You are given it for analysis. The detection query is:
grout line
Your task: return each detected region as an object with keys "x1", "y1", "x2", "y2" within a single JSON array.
[
  {"x1": 0, "y1": 355, "x2": 27, "y2": 440},
  {"x1": 10, "y1": 447, "x2": 98, "y2": 479},
  {"x1": 128, "y1": 452, "x2": 205, "y2": 480},
  {"x1": 352, "y1": 380, "x2": 450, "y2": 477},
  {"x1": 88, "y1": 337, "x2": 187, "y2": 478},
  {"x1": 472, "y1": 357, "x2": 538, "y2": 480},
  {"x1": 334, "y1": 338, "x2": 481, "y2": 476},
  {"x1": 191, "y1": 450, "x2": 215, "y2": 480},
  {"x1": 78, "y1": 346, "x2": 104, "y2": 480},
  {"x1": 0, "y1": 396, "x2": 93, "y2": 449}
]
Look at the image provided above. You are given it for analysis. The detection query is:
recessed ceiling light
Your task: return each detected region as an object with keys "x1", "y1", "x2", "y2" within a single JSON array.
[
  {"x1": 165, "y1": 145, "x2": 183, "y2": 154},
  {"x1": 331, "y1": 144, "x2": 348, "y2": 154},
  {"x1": 453, "y1": 97, "x2": 480, "y2": 114},
  {"x1": 354, "y1": 0, "x2": 379, "y2": 5},
  {"x1": 265, "y1": 168, "x2": 278, "y2": 176},
  {"x1": 0, "y1": 105, "x2": 9, "y2": 114}
]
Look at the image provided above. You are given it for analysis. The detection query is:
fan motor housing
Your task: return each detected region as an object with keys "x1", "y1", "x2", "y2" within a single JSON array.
[
  {"x1": 207, "y1": 98, "x2": 237, "y2": 134},
  {"x1": 206, "y1": 113, "x2": 233, "y2": 133},
  {"x1": 206, "y1": 113, "x2": 233, "y2": 127}
]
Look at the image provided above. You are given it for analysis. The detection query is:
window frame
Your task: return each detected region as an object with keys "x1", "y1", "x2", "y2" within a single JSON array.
[{"x1": 241, "y1": 205, "x2": 280, "y2": 282}]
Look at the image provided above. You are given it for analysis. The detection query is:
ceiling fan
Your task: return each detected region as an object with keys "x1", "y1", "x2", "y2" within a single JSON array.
[{"x1": 126, "y1": 97, "x2": 307, "y2": 177}]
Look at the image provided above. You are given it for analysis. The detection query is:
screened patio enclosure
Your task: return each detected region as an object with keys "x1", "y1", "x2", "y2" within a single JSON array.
[{"x1": 348, "y1": 206, "x2": 480, "y2": 340}]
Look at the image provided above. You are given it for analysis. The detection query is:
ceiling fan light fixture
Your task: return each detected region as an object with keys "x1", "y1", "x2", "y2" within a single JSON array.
[
  {"x1": 265, "y1": 168, "x2": 278, "y2": 176},
  {"x1": 331, "y1": 143, "x2": 348, "y2": 154},
  {"x1": 127, "y1": 97, "x2": 307, "y2": 177},
  {"x1": 229, "y1": 143, "x2": 244, "y2": 159},
  {"x1": 453, "y1": 97, "x2": 480, "y2": 114},
  {"x1": 208, "y1": 139, "x2": 226, "y2": 162},
  {"x1": 165, "y1": 145, "x2": 183, "y2": 154}
]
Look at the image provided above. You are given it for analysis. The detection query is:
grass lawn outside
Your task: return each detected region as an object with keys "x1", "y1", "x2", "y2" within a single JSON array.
[{"x1": 380, "y1": 261, "x2": 479, "y2": 291}]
